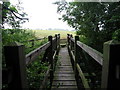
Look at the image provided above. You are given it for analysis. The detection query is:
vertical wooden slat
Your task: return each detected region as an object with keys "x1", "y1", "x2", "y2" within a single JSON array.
[
  {"x1": 101, "y1": 40, "x2": 120, "y2": 89},
  {"x1": 4, "y1": 44, "x2": 28, "y2": 89}
]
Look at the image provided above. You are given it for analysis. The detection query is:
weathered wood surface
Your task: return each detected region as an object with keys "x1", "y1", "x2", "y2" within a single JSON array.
[
  {"x1": 25, "y1": 42, "x2": 50, "y2": 65},
  {"x1": 51, "y1": 47, "x2": 78, "y2": 89},
  {"x1": 76, "y1": 64, "x2": 90, "y2": 88},
  {"x1": 77, "y1": 41, "x2": 103, "y2": 65},
  {"x1": 4, "y1": 44, "x2": 28, "y2": 89}
]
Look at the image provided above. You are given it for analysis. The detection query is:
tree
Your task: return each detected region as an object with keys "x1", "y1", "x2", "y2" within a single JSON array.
[
  {"x1": 1, "y1": 1, "x2": 28, "y2": 29},
  {"x1": 55, "y1": 1, "x2": 120, "y2": 52}
]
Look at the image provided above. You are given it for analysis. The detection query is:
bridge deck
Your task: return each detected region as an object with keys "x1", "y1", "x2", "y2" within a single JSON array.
[{"x1": 51, "y1": 47, "x2": 78, "y2": 89}]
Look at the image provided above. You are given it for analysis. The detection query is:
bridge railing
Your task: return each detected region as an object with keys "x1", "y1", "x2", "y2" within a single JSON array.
[
  {"x1": 67, "y1": 34, "x2": 120, "y2": 89},
  {"x1": 3, "y1": 34, "x2": 60, "y2": 89}
]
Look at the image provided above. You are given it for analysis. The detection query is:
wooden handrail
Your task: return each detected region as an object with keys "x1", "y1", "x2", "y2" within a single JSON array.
[
  {"x1": 68, "y1": 35, "x2": 90, "y2": 89},
  {"x1": 68, "y1": 34, "x2": 103, "y2": 65},
  {"x1": 67, "y1": 34, "x2": 120, "y2": 89},
  {"x1": 28, "y1": 37, "x2": 46, "y2": 42},
  {"x1": 4, "y1": 34, "x2": 60, "y2": 89},
  {"x1": 25, "y1": 42, "x2": 50, "y2": 65},
  {"x1": 77, "y1": 41, "x2": 103, "y2": 65}
]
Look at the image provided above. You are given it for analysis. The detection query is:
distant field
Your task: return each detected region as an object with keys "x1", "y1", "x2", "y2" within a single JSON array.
[{"x1": 32, "y1": 30, "x2": 76, "y2": 39}]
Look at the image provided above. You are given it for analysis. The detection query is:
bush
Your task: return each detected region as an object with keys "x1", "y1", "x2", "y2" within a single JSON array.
[{"x1": 2, "y1": 29, "x2": 49, "y2": 89}]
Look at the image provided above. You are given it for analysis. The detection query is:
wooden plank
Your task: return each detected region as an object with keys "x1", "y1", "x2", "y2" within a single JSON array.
[
  {"x1": 55, "y1": 66, "x2": 73, "y2": 71},
  {"x1": 77, "y1": 41, "x2": 103, "y2": 65},
  {"x1": 52, "y1": 80, "x2": 77, "y2": 86},
  {"x1": 48, "y1": 36, "x2": 54, "y2": 86},
  {"x1": 52, "y1": 85, "x2": 77, "y2": 88},
  {"x1": 28, "y1": 37, "x2": 45, "y2": 42},
  {"x1": 101, "y1": 40, "x2": 120, "y2": 88},
  {"x1": 4, "y1": 44, "x2": 28, "y2": 89},
  {"x1": 52, "y1": 47, "x2": 77, "y2": 89},
  {"x1": 76, "y1": 64, "x2": 90, "y2": 88},
  {"x1": 25, "y1": 42, "x2": 50, "y2": 65},
  {"x1": 74, "y1": 36, "x2": 79, "y2": 75},
  {"x1": 53, "y1": 76, "x2": 76, "y2": 80},
  {"x1": 55, "y1": 71, "x2": 74, "y2": 74},
  {"x1": 54, "y1": 73, "x2": 75, "y2": 77},
  {"x1": 57, "y1": 66, "x2": 72, "y2": 68}
]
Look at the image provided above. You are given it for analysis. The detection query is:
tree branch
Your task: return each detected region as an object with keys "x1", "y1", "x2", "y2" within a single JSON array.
[{"x1": 3, "y1": 4, "x2": 28, "y2": 20}]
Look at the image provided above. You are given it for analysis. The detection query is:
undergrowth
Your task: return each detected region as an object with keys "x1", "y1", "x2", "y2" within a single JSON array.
[{"x1": 2, "y1": 29, "x2": 49, "y2": 89}]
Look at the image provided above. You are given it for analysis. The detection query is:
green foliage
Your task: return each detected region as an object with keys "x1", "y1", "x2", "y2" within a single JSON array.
[
  {"x1": 2, "y1": 2, "x2": 28, "y2": 28},
  {"x1": 55, "y1": 2, "x2": 120, "y2": 52},
  {"x1": 27, "y1": 57, "x2": 49, "y2": 89},
  {"x1": 2, "y1": 29, "x2": 35, "y2": 45},
  {"x1": 112, "y1": 29, "x2": 120, "y2": 41},
  {"x1": 2, "y1": 29, "x2": 49, "y2": 89},
  {"x1": 55, "y1": 1, "x2": 120, "y2": 88}
]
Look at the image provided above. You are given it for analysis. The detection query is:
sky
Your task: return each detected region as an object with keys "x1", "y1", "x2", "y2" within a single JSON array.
[{"x1": 10, "y1": 0, "x2": 75, "y2": 30}]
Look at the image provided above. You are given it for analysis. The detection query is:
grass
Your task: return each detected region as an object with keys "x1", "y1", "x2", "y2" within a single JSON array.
[{"x1": 31, "y1": 30, "x2": 76, "y2": 39}]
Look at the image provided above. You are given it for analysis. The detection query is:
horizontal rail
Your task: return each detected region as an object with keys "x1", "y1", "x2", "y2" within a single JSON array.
[
  {"x1": 26, "y1": 42, "x2": 50, "y2": 65},
  {"x1": 76, "y1": 64, "x2": 90, "y2": 88},
  {"x1": 40, "y1": 65, "x2": 51, "y2": 89},
  {"x1": 77, "y1": 41, "x2": 103, "y2": 65},
  {"x1": 71, "y1": 50, "x2": 75, "y2": 61},
  {"x1": 28, "y1": 37, "x2": 46, "y2": 42},
  {"x1": 68, "y1": 45, "x2": 90, "y2": 89}
]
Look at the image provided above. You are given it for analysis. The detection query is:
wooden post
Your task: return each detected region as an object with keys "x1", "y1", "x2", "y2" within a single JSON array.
[
  {"x1": 67, "y1": 34, "x2": 70, "y2": 46},
  {"x1": 101, "y1": 40, "x2": 120, "y2": 89},
  {"x1": 48, "y1": 36, "x2": 53, "y2": 86},
  {"x1": 58, "y1": 34, "x2": 60, "y2": 46},
  {"x1": 4, "y1": 43, "x2": 28, "y2": 89},
  {"x1": 74, "y1": 36, "x2": 79, "y2": 75},
  {"x1": 55, "y1": 34, "x2": 57, "y2": 50}
]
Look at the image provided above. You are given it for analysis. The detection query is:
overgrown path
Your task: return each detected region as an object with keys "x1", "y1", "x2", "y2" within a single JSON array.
[{"x1": 51, "y1": 46, "x2": 78, "y2": 89}]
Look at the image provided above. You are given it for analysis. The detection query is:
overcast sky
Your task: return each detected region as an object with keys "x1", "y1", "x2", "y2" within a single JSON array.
[{"x1": 10, "y1": 0, "x2": 74, "y2": 30}]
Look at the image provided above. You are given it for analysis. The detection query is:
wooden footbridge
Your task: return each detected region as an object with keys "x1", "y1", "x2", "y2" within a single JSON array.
[{"x1": 3, "y1": 34, "x2": 120, "y2": 89}]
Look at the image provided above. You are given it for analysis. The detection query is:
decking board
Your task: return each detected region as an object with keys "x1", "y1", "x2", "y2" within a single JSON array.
[{"x1": 51, "y1": 47, "x2": 78, "y2": 89}]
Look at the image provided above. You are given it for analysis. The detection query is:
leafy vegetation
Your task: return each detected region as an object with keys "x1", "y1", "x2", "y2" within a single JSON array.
[
  {"x1": 55, "y1": 1, "x2": 120, "y2": 88},
  {"x1": 2, "y1": 0, "x2": 120, "y2": 89},
  {"x1": 2, "y1": 29, "x2": 48, "y2": 89},
  {"x1": 2, "y1": 2, "x2": 28, "y2": 28},
  {"x1": 55, "y1": 1, "x2": 120, "y2": 52},
  {"x1": 27, "y1": 56, "x2": 49, "y2": 89},
  {"x1": 112, "y1": 29, "x2": 120, "y2": 41}
]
